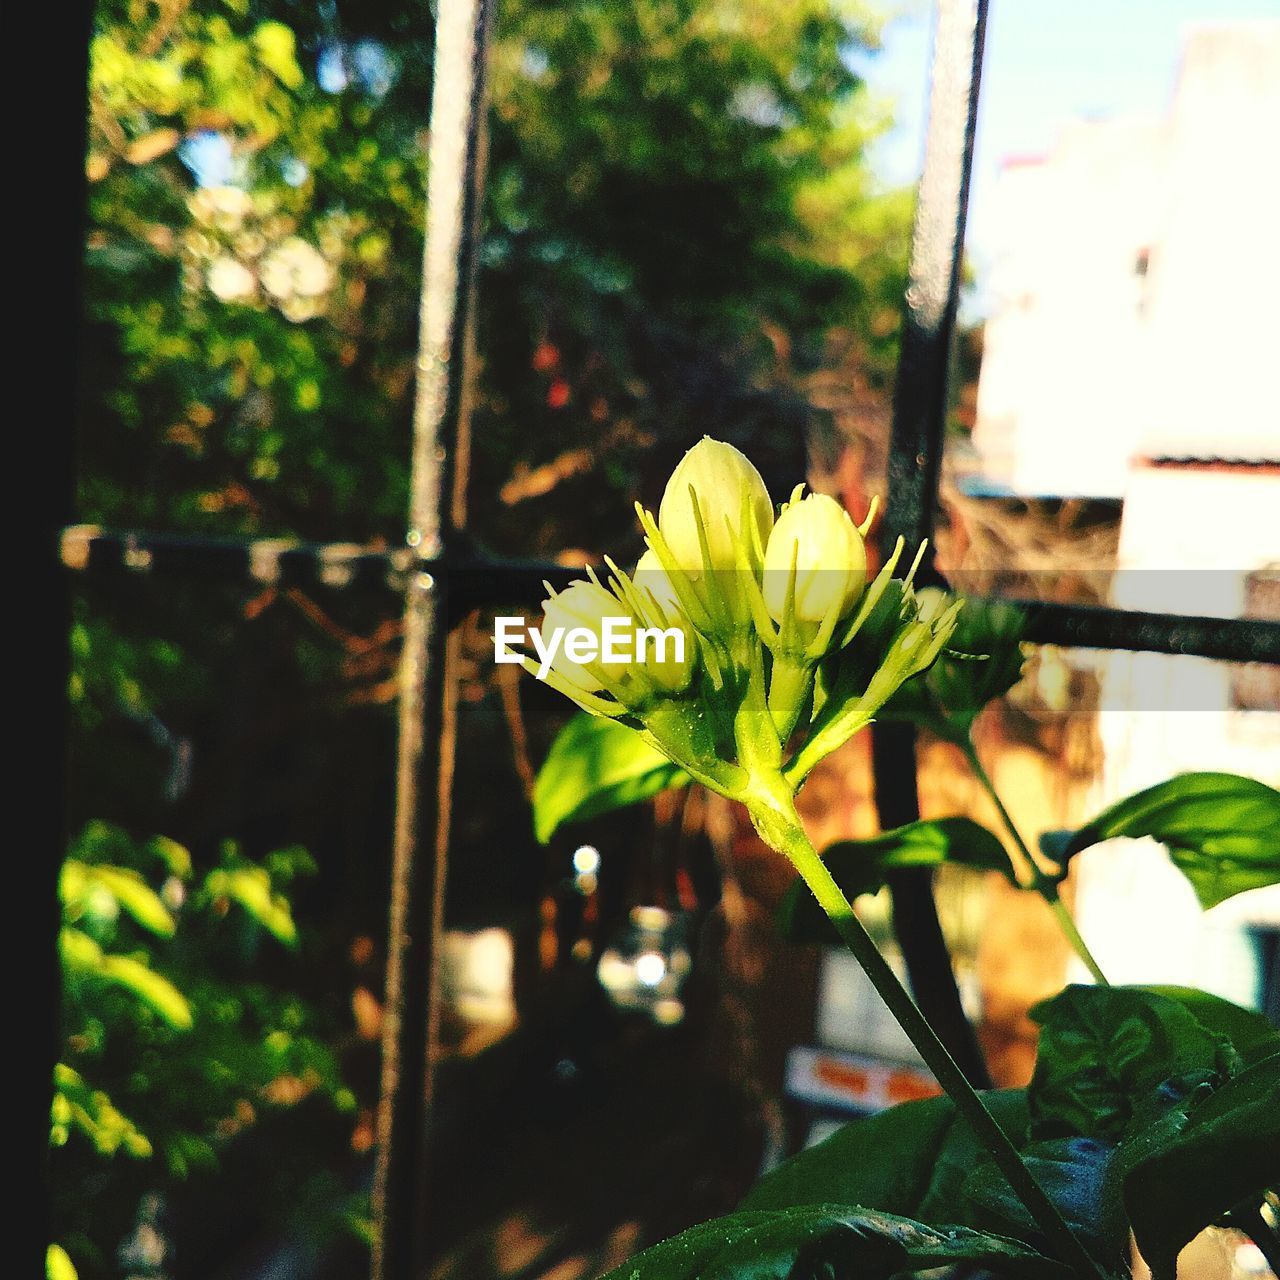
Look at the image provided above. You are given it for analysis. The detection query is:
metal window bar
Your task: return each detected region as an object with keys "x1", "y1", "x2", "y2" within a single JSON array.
[{"x1": 49, "y1": 0, "x2": 1280, "y2": 1278}]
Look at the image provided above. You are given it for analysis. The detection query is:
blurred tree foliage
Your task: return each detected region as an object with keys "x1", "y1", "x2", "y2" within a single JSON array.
[
  {"x1": 54, "y1": 822, "x2": 361, "y2": 1278},
  {"x1": 67, "y1": 0, "x2": 915, "y2": 1273},
  {"x1": 80, "y1": 0, "x2": 912, "y2": 550}
]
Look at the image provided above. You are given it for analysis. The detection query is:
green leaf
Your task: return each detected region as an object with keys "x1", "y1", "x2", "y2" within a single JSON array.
[
  {"x1": 64, "y1": 862, "x2": 176, "y2": 938},
  {"x1": 95, "y1": 953, "x2": 194, "y2": 1028},
  {"x1": 1028, "y1": 986, "x2": 1225, "y2": 1142},
  {"x1": 778, "y1": 818, "x2": 1017, "y2": 944},
  {"x1": 1128, "y1": 985, "x2": 1280, "y2": 1067},
  {"x1": 47, "y1": 1244, "x2": 78, "y2": 1280},
  {"x1": 60, "y1": 928, "x2": 194, "y2": 1029},
  {"x1": 743, "y1": 1091, "x2": 1030, "y2": 1227},
  {"x1": 252, "y1": 20, "x2": 303, "y2": 89},
  {"x1": 1057, "y1": 772, "x2": 1280, "y2": 909},
  {"x1": 597, "y1": 1203, "x2": 1064, "y2": 1280},
  {"x1": 205, "y1": 864, "x2": 298, "y2": 946},
  {"x1": 961, "y1": 1137, "x2": 1126, "y2": 1269},
  {"x1": 531, "y1": 711, "x2": 689, "y2": 844},
  {"x1": 148, "y1": 835, "x2": 193, "y2": 878},
  {"x1": 1124, "y1": 1053, "x2": 1280, "y2": 1279},
  {"x1": 50, "y1": 1063, "x2": 152, "y2": 1159}
]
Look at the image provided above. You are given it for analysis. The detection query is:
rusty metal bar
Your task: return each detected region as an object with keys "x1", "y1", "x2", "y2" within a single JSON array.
[
  {"x1": 875, "y1": 0, "x2": 992, "y2": 1088},
  {"x1": 55, "y1": 528, "x2": 1280, "y2": 664},
  {"x1": 371, "y1": 1, "x2": 495, "y2": 1277}
]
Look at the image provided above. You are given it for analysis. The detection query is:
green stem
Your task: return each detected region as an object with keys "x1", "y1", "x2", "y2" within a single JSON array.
[
  {"x1": 767, "y1": 654, "x2": 815, "y2": 742},
  {"x1": 961, "y1": 739, "x2": 1110, "y2": 986},
  {"x1": 749, "y1": 782, "x2": 1106, "y2": 1280}
]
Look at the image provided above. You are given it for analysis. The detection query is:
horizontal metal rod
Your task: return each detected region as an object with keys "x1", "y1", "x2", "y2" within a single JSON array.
[
  {"x1": 1016, "y1": 598, "x2": 1280, "y2": 663},
  {"x1": 61, "y1": 526, "x2": 1279, "y2": 664}
]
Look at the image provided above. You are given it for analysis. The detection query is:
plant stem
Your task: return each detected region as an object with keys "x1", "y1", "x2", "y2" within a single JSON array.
[
  {"x1": 1234, "y1": 1204, "x2": 1280, "y2": 1278},
  {"x1": 961, "y1": 739, "x2": 1110, "y2": 986},
  {"x1": 750, "y1": 786, "x2": 1106, "y2": 1280}
]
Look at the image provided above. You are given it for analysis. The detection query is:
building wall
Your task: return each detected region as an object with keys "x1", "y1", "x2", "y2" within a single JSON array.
[
  {"x1": 970, "y1": 24, "x2": 1280, "y2": 497},
  {"x1": 1137, "y1": 24, "x2": 1280, "y2": 462},
  {"x1": 1075, "y1": 464, "x2": 1280, "y2": 1000},
  {"x1": 971, "y1": 118, "x2": 1161, "y2": 497}
]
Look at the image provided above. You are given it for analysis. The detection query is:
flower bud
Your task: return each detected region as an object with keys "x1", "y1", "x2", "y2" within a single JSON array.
[
  {"x1": 658, "y1": 438, "x2": 774, "y2": 575},
  {"x1": 762, "y1": 493, "x2": 867, "y2": 624},
  {"x1": 633, "y1": 548, "x2": 683, "y2": 620},
  {"x1": 539, "y1": 581, "x2": 626, "y2": 694},
  {"x1": 632, "y1": 550, "x2": 696, "y2": 693}
]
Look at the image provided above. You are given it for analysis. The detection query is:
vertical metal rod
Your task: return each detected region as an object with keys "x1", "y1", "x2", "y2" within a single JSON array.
[
  {"x1": 372, "y1": 2, "x2": 494, "y2": 1278},
  {"x1": 875, "y1": 0, "x2": 992, "y2": 1088}
]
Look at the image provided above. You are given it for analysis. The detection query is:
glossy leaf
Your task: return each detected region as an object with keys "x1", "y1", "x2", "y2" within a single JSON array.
[
  {"x1": 1028, "y1": 986, "x2": 1225, "y2": 1142},
  {"x1": 778, "y1": 818, "x2": 1017, "y2": 943},
  {"x1": 1124, "y1": 1053, "x2": 1280, "y2": 1278},
  {"x1": 531, "y1": 711, "x2": 688, "y2": 844},
  {"x1": 1129, "y1": 985, "x2": 1280, "y2": 1067},
  {"x1": 1057, "y1": 772, "x2": 1280, "y2": 909},
  {"x1": 743, "y1": 1090, "x2": 1029, "y2": 1224},
  {"x1": 597, "y1": 1203, "x2": 1065, "y2": 1280},
  {"x1": 961, "y1": 1137, "x2": 1126, "y2": 1270}
]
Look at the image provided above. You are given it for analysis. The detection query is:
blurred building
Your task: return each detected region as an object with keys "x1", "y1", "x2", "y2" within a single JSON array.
[{"x1": 969, "y1": 23, "x2": 1280, "y2": 1004}]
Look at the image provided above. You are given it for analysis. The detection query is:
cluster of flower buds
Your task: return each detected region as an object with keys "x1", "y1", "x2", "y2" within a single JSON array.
[{"x1": 521, "y1": 437, "x2": 962, "y2": 803}]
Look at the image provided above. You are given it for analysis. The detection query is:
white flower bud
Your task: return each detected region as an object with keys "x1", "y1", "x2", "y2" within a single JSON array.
[
  {"x1": 539, "y1": 581, "x2": 623, "y2": 693},
  {"x1": 762, "y1": 493, "x2": 867, "y2": 624},
  {"x1": 633, "y1": 548, "x2": 682, "y2": 619},
  {"x1": 657, "y1": 438, "x2": 773, "y2": 575}
]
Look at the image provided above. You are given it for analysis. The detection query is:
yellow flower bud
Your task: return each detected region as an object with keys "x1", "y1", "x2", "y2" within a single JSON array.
[
  {"x1": 762, "y1": 492, "x2": 867, "y2": 624},
  {"x1": 657, "y1": 437, "x2": 774, "y2": 574}
]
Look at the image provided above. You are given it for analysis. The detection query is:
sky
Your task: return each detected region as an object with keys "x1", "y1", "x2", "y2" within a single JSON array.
[{"x1": 851, "y1": 0, "x2": 1280, "y2": 307}]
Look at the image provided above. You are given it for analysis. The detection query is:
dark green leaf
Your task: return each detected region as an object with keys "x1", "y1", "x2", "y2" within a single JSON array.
[
  {"x1": 1128, "y1": 985, "x2": 1280, "y2": 1067},
  {"x1": 1124, "y1": 1054, "x2": 1280, "y2": 1278},
  {"x1": 531, "y1": 711, "x2": 688, "y2": 844},
  {"x1": 962, "y1": 1137, "x2": 1127, "y2": 1269},
  {"x1": 1058, "y1": 773, "x2": 1280, "y2": 908},
  {"x1": 778, "y1": 818, "x2": 1017, "y2": 943},
  {"x1": 1028, "y1": 986, "x2": 1225, "y2": 1142},
  {"x1": 597, "y1": 1203, "x2": 1065, "y2": 1280},
  {"x1": 743, "y1": 1091, "x2": 1029, "y2": 1226}
]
